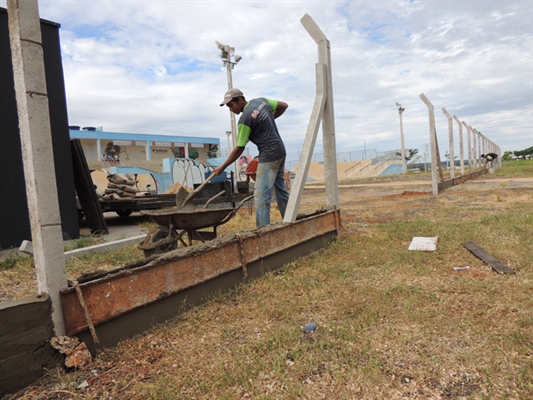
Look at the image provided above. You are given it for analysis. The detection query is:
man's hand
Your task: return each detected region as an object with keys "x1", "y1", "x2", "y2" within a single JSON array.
[{"x1": 213, "y1": 166, "x2": 225, "y2": 176}]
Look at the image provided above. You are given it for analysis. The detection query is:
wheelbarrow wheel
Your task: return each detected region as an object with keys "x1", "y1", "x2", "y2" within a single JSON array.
[{"x1": 141, "y1": 227, "x2": 178, "y2": 257}]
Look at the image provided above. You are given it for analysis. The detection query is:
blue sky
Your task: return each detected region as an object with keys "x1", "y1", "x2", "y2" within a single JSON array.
[{"x1": 2, "y1": 0, "x2": 532, "y2": 164}]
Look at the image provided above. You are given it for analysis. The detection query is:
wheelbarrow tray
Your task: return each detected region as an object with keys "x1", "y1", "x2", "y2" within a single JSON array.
[{"x1": 141, "y1": 206, "x2": 238, "y2": 231}]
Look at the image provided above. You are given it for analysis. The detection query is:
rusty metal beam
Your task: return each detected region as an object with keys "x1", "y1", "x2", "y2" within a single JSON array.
[
  {"x1": 437, "y1": 169, "x2": 487, "y2": 192},
  {"x1": 61, "y1": 210, "x2": 341, "y2": 336}
]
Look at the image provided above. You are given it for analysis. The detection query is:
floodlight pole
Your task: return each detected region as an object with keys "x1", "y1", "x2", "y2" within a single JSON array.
[
  {"x1": 216, "y1": 41, "x2": 241, "y2": 184},
  {"x1": 396, "y1": 103, "x2": 407, "y2": 174}
]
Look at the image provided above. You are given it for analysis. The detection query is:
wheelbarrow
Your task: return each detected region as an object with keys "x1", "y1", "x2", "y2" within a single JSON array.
[{"x1": 138, "y1": 194, "x2": 253, "y2": 257}]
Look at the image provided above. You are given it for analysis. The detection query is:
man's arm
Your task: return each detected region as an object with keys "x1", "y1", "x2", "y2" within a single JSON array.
[
  {"x1": 273, "y1": 101, "x2": 288, "y2": 119},
  {"x1": 213, "y1": 146, "x2": 245, "y2": 176}
]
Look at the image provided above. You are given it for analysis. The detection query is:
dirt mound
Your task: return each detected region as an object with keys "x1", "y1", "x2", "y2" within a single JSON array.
[
  {"x1": 163, "y1": 182, "x2": 193, "y2": 195},
  {"x1": 386, "y1": 190, "x2": 429, "y2": 198}
]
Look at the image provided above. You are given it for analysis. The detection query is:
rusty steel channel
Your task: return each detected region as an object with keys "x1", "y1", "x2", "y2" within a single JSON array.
[{"x1": 60, "y1": 209, "x2": 341, "y2": 346}]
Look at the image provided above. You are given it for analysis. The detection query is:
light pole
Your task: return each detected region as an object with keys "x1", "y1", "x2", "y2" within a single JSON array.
[
  {"x1": 396, "y1": 102, "x2": 407, "y2": 174},
  {"x1": 216, "y1": 41, "x2": 242, "y2": 183}
]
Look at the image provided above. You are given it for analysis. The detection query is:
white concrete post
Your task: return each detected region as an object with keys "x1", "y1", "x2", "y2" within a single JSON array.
[
  {"x1": 453, "y1": 115, "x2": 465, "y2": 175},
  {"x1": 284, "y1": 64, "x2": 327, "y2": 222},
  {"x1": 441, "y1": 107, "x2": 455, "y2": 179},
  {"x1": 301, "y1": 14, "x2": 339, "y2": 209},
  {"x1": 7, "y1": 0, "x2": 67, "y2": 335},
  {"x1": 146, "y1": 140, "x2": 152, "y2": 160},
  {"x1": 419, "y1": 93, "x2": 439, "y2": 195},
  {"x1": 97, "y1": 138, "x2": 102, "y2": 160},
  {"x1": 463, "y1": 122, "x2": 472, "y2": 171},
  {"x1": 471, "y1": 126, "x2": 477, "y2": 169},
  {"x1": 476, "y1": 129, "x2": 482, "y2": 167}
]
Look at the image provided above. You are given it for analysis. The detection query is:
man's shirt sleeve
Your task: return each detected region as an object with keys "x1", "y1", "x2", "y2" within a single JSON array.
[
  {"x1": 237, "y1": 124, "x2": 252, "y2": 147},
  {"x1": 265, "y1": 98, "x2": 278, "y2": 112}
]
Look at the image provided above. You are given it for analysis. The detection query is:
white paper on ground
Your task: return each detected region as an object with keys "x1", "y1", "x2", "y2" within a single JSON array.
[{"x1": 408, "y1": 237, "x2": 438, "y2": 251}]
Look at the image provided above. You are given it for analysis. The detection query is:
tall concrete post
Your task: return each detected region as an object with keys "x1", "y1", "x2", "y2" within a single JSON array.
[
  {"x1": 463, "y1": 122, "x2": 472, "y2": 172},
  {"x1": 471, "y1": 126, "x2": 477, "y2": 169},
  {"x1": 419, "y1": 93, "x2": 439, "y2": 195},
  {"x1": 284, "y1": 64, "x2": 327, "y2": 222},
  {"x1": 7, "y1": 0, "x2": 67, "y2": 335},
  {"x1": 301, "y1": 14, "x2": 338, "y2": 209},
  {"x1": 441, "y1": 107, "x2": 455, "y2": 179},
  {"x1": 453, "y1": 115, "x2": 465, "y2": 175},
  {"x1": 476, "y1": 129, "x2": 482, "y2": 166}
]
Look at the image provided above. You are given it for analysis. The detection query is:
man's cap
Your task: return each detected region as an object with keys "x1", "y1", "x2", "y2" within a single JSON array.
[{"x1": 220, "y1": 88, "x2": 244, "y2": 106}]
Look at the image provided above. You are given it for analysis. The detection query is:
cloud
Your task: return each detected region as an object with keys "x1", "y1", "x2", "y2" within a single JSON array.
[{"x1": 1, "y1": 0, "x2": 530, "y2": 162}]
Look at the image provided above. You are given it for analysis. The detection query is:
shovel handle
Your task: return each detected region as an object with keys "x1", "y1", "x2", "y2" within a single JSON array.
[{"x1": 180, "y1": 172, "x2": 216, "y2": 208}]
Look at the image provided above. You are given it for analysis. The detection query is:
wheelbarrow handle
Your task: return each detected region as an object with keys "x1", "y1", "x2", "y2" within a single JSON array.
[
  {"x1": 203, "y1": 190, "x2": 226, "y2": 209},
  {"x1": 218, "y1": 195, "x2": 254, "y2": 226}
]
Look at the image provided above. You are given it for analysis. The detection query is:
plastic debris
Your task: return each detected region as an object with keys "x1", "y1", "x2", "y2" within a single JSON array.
[
  {"x1": 303, "y1": 322, "x2": 317, "y2": 333},
  {"x1": 453, "y1": 266, "x2": 471, "y2": 271}
]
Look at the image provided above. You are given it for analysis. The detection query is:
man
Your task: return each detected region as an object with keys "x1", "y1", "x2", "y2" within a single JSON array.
[
  {"x1": 214, "y1": 88, "x2": 290, "y2": 227},
  {"x1": 480, "y1": 153, "x2": 498, "y2": 168}
]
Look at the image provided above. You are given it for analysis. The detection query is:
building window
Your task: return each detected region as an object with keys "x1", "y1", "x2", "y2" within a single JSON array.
[
  {"x1": 155, "y1": 141, "x2": 171, "y2": 147},
  {"x1": 113, "y1": 140, "x2": 132, "y2": 146},
  {"x1": 135, "y1": 141, "x2": 146, "y2": 146}
]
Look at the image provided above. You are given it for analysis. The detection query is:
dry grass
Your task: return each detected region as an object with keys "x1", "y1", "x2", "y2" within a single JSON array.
[{"x1": 4, "y1": 161, "x2": 533, "y2": 399}]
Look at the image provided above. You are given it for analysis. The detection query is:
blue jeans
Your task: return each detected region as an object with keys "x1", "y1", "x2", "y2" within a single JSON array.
[{"x1": 255, "y1": 157, "x2": 290, "y2": 227}]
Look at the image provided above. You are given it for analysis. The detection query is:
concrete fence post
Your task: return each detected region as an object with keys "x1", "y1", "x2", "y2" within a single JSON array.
[
  {"x1": 7, "y1": 0, "x2": 67, "y2": 335},
  {"x1": 284, "y1": 63, "x2": 327, "y2": 222},
  {"x1": 453, "y1": 115, "x2": 465, "y2": 175},
  {"x1": 300, "y1": 14, "x2": 338, "y2": 210},
  {"x1": 419, "y1": 93, "x2": 439, "y2": 195},
  {"x1": 470, "y1": 126, "x2": 478, "y2": 169},
  {"x1": 441, "y1": 107, "x2": 455, "y2": 179},
  {"x1": 462, "y1": 122, "x2": 472, "y2": 171}
]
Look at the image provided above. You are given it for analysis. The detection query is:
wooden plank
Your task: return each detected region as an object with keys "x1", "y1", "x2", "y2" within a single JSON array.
[
  {"x1": 462, "y1": 242, "x2": 516, "y2": 274},
  {"x1": 71, "y1": 139, "x2": 108, "y2": 234}
]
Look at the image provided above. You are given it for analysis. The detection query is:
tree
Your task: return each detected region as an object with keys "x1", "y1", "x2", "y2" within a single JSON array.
[{"x1": 396, "y1": 148, "x2": 419, "y2": 162}]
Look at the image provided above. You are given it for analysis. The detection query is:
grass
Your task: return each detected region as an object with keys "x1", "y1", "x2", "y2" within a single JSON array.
[{"x1": 4, "y1": 160, "x2": 533, "y2": 399}]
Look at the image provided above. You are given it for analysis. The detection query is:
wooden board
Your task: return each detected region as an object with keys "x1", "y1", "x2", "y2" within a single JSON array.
[{"x1": 462, "y1": 242, "x2": 516, "y2": 274}]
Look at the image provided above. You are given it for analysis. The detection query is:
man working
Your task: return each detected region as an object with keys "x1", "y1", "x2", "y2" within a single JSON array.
[
  {"x1": 480, "y1": 153, "x2": 498, "y2": 168},
  {"x1": 214, "y1": 88, "x2": 290, "y2": 227}
]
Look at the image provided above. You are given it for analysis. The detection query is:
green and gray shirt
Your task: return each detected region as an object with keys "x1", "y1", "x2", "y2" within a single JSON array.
[{"x1": 236, "y1": 97, "x2": 286, "y2": 163}]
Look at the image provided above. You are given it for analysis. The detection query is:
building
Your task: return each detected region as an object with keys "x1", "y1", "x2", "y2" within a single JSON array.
[{"x1": 69, "y1": 126, "x2": 221, "y2": 163}]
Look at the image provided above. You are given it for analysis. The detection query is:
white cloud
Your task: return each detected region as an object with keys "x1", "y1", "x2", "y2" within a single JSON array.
[{"x1": 1, "y1": 0, "x2": 531, "y2": 162}]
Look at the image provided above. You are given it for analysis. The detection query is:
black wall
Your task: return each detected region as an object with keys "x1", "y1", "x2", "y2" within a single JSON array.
[{"x1": 0, "y1": 8, "x2": 79, "y2": 250}]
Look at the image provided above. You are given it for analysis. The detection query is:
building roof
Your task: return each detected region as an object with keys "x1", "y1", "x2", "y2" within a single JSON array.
[{"x1": 69, "y1": 128, "x2": 220, "y2": 145}]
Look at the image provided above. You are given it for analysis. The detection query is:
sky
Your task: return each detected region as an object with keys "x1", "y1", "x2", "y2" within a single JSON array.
[{"x1": 2, "y1": 0, "x2": 532, "y2": 165}]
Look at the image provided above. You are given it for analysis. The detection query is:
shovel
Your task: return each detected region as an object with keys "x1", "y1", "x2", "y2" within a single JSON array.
[{"x1": 176, "y1": 172, "x2": 216, "y2": 211}]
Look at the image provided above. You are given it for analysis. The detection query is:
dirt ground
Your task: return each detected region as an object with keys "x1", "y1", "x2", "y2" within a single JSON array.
[{"x1": 2, "y1": 174, "x2": 533, "y2": 399}]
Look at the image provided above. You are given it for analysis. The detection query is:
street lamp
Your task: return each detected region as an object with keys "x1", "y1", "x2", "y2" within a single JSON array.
[
  {"x1": 216, "y1": 41, "x2": 242, "y2": 182},
  {"x1": 396, "y1": 102, "x2": 407, "y2": 174}
]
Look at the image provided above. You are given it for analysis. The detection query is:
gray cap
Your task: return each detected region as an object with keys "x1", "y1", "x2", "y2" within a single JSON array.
[{"x1": 220, "y1": 88, "x2": 244, "y2": 106}]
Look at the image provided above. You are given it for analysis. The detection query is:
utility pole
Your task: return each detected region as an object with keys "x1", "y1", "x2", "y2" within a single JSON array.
[{"x1": 396, "y1": 102, "x2": 407, "y2": 174}]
